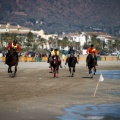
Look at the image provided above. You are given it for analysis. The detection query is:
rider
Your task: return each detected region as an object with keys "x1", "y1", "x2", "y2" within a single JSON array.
[
  {"x1": 48, "y1": 48, "x2": 54, "y2": 66},
  {"x1": 66, "y1": 46, "x2": 75, "y2": 55},
  {"x1": 5, "y1": 39, "x2": 21, "y2": 64},
  {"x1": 86, "y1": 44, "x2": 98, "y2": 66},
  {"x1": 65, "y1": 46, "x2": 76, "y2": 65},
  {"x1": 49, "y1": 48, "x2": 62, "y2": 68}
]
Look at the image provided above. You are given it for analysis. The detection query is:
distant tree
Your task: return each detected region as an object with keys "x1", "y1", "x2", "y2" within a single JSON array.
[
  {"x1": 59, "y1": 36, "x2": 71, "y2": 49},
  {"x1": 91, "y1": 34, "x2": 101, "y2": 51},
  {"x1": 26, "y1": 32, "x2": 34, "y2": 50}
]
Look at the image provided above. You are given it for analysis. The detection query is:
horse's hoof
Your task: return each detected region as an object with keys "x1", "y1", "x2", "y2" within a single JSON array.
[{"x1": 89, "y1": 71, "x2": 92, "y2": 74}]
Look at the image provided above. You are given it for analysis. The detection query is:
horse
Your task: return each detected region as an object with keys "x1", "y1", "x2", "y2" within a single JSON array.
[
  {"x1": 87, "y1": 53, "x2": 97, "y2": 75},
  {"x1": 50, "y1": 55, "x2": 60, "y2": 78},
  {"x1": 6, "y1": 48, "x2": 18, "y2": 76},
  {"x1": 65, "y1": 53, "x2": 78, "y2": 77}
]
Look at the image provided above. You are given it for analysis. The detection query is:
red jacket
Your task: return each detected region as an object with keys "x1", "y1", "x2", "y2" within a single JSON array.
[
  {"x1": 86, "y1": 47, "x2": 98, "y2": 55},
  {"x1": 6, "y1": 43, "x2": 21, "y2": 52}
]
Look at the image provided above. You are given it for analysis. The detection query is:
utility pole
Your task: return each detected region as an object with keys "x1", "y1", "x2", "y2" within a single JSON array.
[
  {"x1": 55, "y1": 32, "x2": 58, "y2": 48},
  {"x1": 0, "y1": 34, "x2": 2, "y2": 49},
  {"x1": 56, "y1": 36, "x2": 58, "y2": 48}
]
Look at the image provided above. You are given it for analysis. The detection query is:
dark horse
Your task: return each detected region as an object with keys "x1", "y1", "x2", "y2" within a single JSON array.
[
  {"x1": 6, "y1": 48, "x2": 18, "y2": 76},
  {"x1": 87, "y1": 53, "x2": 97, "y2": 75},
  {"x1": 65, "y1": 53, "x2": 78, "y2": 77},
  {"x1": 50, "y1": 55, "x2": 60, "y2": 78}
]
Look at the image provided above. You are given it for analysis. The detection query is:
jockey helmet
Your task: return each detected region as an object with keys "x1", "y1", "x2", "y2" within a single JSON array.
[
  {"x1": 54, "y1": 48, "x2": 58, "y2": 51},
  {"x1": 13, "y1": 39, "x2": 17, "y2": 44},
  {"x1": 91, "y1": 44, "x2": 94, "y2": 47},
  {"x1": 50, "y1": 48, "x2": 53, "y2": 51}
]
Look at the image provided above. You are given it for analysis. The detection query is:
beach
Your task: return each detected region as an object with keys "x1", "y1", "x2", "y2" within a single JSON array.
[{"x1": 0, "y1": 61, "x2": 120, "y2": 120}]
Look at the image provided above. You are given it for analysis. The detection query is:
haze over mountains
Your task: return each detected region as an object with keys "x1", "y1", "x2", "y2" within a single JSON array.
[{"x1": 0, "y1": 0, "x2": 120, "y2": 35}]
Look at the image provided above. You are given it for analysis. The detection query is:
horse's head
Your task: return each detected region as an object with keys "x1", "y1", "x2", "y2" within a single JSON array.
[
  {"x1": 53, "y1": 56, "x2": 58, "y2": 64},
  {"x1": 53, "y1": 56, "x2": 56, "y2": 60},
  {"x1": 87, "y1": 53, "x2": 96, "y2": 68},
  {"x1": 88, "y1": 53, "x2": 95, "y2": 60},
  {"x1": 10, "y1": 48, "x2": 16, "y2": 56}
]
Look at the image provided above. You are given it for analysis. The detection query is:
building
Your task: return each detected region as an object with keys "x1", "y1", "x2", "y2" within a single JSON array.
[{"x1": 0, "y1": 23, "x2": 31, "y2": 34}]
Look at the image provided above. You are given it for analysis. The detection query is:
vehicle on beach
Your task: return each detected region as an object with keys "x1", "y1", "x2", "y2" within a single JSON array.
[
  {"x1": 111, "y1": 51, "x2": 120, "y2": 56},
  {"x1": 98, "y1": 51, "x2": 109, "y2": 56}
]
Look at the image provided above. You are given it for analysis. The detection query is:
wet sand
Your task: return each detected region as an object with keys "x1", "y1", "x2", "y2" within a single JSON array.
[{"x1": 0, "y1": 61, "x2": 120, "y2": 120}]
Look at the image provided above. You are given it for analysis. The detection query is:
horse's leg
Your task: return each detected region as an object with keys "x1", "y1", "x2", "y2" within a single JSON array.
[
  {"x1": 93, "y1": 66, "x2": 96, "y2": 75},
  {"x1": 72, "y1": 67, "x2": 75, "y2": 77},
  {"x1": 53, "y1": 67, "x2": 56, "y2": 78},
  {"x1": 50, "y1": 67, "x2": 53, "y2": 73},
  {"x1": 71, "y1": 67, "x2": 74, "y2": 77},
  {"x1": 8, "y1": 65, "x2": 10, "y2": 73},
  {"x1": 9, "y1": 66, "x2": 12, "y2": 73},
  {"x1": 57, "y1": 67, "x2": 59, "y2": 74},
  {"x1": 88, "y1": 67, "x2": 92, "y2": 74},
  {"x1": 69, "y1": 67, "x2": 71, "y2": 76},
  {"x1": 69, "y1": 67, "x2": 71, "y2": 73},
  {"x1": 56, "y1": 67, "x2": 59, "y2": 78},
  {"x1": 14, "y1": 66, "x2": 17, "y2": 75},
  {"x1": 73, "y1": 67, "x2": 75, "y2": 72},
  {"x1": 8, "y1": 67, "x2": 10, "y2": 73},
  {"x1": 69, "y1": 67, "x2": 72, "y2": 76}
]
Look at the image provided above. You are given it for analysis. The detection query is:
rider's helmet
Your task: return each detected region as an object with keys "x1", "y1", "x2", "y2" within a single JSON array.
[
  {"x1": 13, "y1": 39, "x2": 17, "y2": 44},
  {"x1": 54, "y1": 48, "x2": 58, "y2": 51},
  {"x1": 50, "y1": 48, "x2": 53, "y2": 51},
  {"x1": 91, "y1": 44, "x2": 94, "y2": 48}
]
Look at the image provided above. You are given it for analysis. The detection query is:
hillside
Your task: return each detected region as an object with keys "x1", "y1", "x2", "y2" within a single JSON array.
[{"x1": 0, "y1": 0, "x2": 120, "y2": 34}]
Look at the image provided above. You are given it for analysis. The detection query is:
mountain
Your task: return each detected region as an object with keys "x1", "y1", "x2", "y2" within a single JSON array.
[{"x1": 0, "y1": 0, "x2": 120, "y2": 35}]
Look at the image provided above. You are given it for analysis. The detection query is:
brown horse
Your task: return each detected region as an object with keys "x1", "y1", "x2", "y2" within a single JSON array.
[
  {"x1": 65, "y1": 53, "x2": 78, "y2": 77},
  {"x1": 87, "y1": 53, "x2": 96, "y2": 75},
  {"x1": 50, "y1": 55, "x2": 61, "y2": 78},
  {"x1": 6, "y1": 48, "x2": 18, "y2": 76}
]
